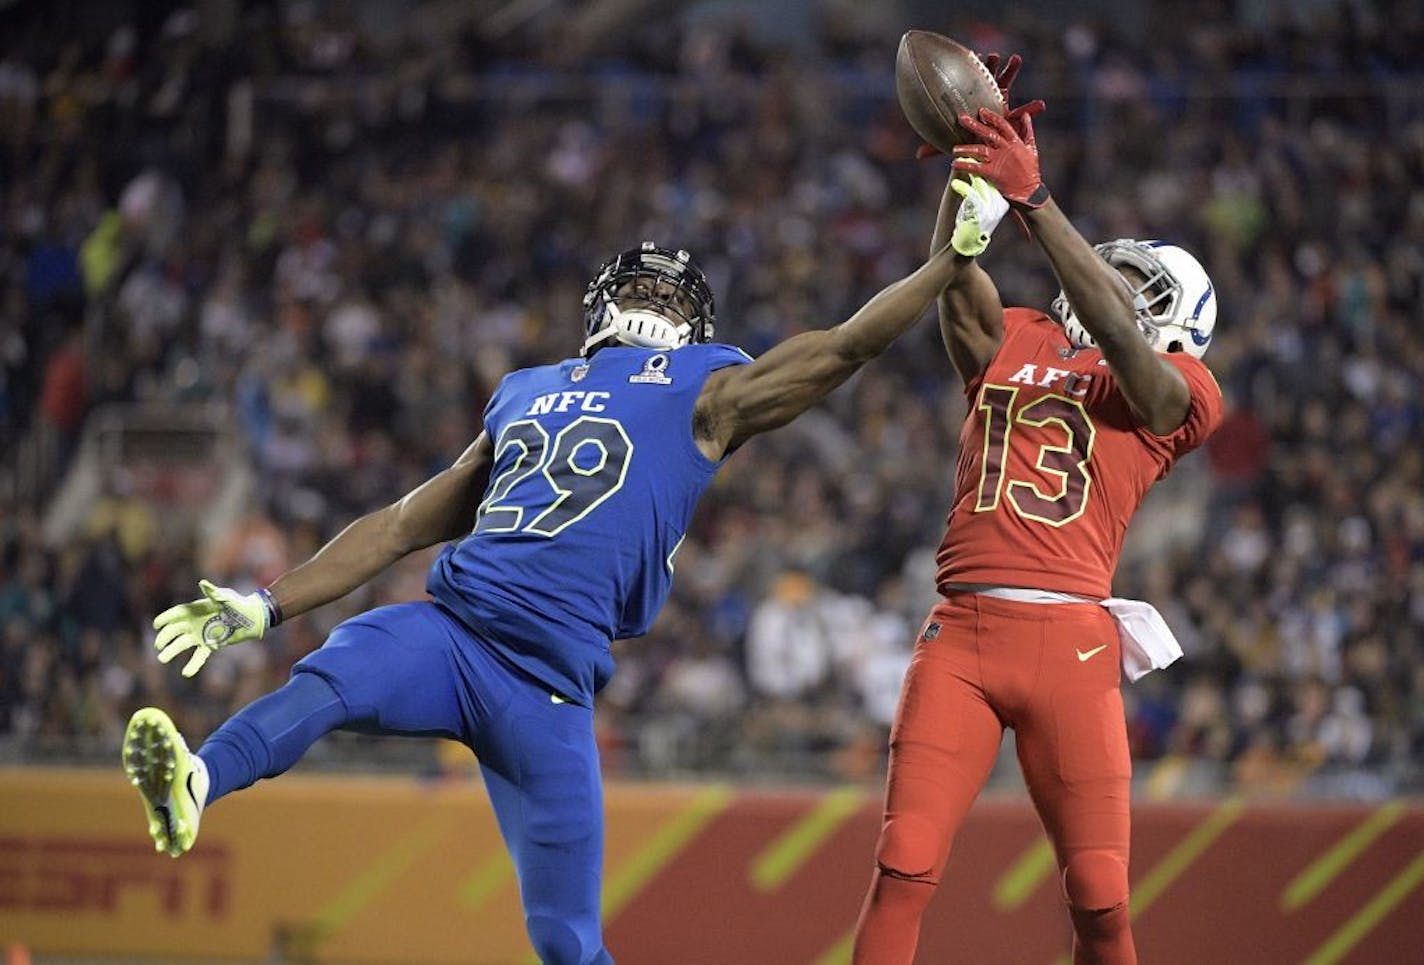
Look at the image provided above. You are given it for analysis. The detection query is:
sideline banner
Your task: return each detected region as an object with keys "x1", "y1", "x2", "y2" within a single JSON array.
[{"x1": 1, "y1": 768, "x2": 1420, "y2": 963}]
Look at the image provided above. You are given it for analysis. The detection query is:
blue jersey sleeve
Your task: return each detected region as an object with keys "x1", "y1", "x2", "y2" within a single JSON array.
[
  {"x1": 699, "y1": 343, "x2": 754, "y2": 373},
  {"x1": 479, "y1": 376, "x2": 504, "y2": 439},
  {"x1": 480, "y1": 370, "x2": 527, "y2": 443}
]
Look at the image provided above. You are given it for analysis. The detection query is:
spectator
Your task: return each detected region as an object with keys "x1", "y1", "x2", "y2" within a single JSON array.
[
  {"x1": 0, "y1": 0, "x2": 1420, "y2": 795},
  {"x1": 745, "y1": 571, "x2": 834, "y2": 702}
]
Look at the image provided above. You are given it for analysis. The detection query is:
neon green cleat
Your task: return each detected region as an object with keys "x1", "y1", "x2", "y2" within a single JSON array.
[{"x1": 122, "y1": 707, "x2": 209, "y2": 858}]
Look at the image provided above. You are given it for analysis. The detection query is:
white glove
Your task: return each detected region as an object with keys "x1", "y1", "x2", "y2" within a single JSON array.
[{"x1": 950, "y1": 172, "x2": 1010, "y2": 257}]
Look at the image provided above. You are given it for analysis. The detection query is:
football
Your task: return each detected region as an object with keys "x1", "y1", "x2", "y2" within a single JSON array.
[{"x1": 895, "y1": 30, "x2": 1007, "y2": 153}]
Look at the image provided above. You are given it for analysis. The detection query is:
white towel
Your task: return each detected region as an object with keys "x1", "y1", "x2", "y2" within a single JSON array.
[{"x1": 1100, "y1": 598, "x2": 1183, "y2": 682}]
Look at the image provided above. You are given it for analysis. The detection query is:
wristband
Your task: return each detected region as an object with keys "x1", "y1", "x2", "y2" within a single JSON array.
[
  {"x1": 1023, "y1": 183, "x2": 1052, "y2": 209},
  {"x1": 257, "y1": 587, "x2": 284, "y2": 630}
]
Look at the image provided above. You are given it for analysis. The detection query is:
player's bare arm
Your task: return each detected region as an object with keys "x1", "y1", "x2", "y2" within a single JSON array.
[
  {"x1": 922, "y1": 50, "x2": 1044, "y2": 385},
  {"x1": 691, "y1": 242, "x2": 964, "y2": 460},
  {"x1": 953, "y1": 109, "x2": 1190, "y2": 435},
  {"x1": 929, "y1": 178, "x2": 1003, "y2": 383},
  {"x1": 1021, "y1": 199, "x2": 1190, "y2": 433},
  {"x1": 147, "y1": 431, "x2": 492, "y2": 681},
  {"x1": 267, "y1": 433, "x2": 493, "y2": 620}
]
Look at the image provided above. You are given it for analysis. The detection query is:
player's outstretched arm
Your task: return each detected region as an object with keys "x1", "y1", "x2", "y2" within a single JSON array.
[
  {"x1": 267, "y1": 433, "x2": 493, "y2": 618},
  {"x1": 152, "y1": 434, "x2": 492, "y2": 677},
  {"x1": 1021, "y1": 199, "x2": 1188, "y2": 433},
  {"x1": 952, "y1": 109, "x2": 1190, "y2": 434},
  {"x1": 693, "y1": 244, "x2": 965, "y2": 459},
  {"x1": 924, "y1": 51, "x2": 1043, "y2": 385},
  {"x1": 930, "y1": 172, "x2": 1005, "y2": 384}
]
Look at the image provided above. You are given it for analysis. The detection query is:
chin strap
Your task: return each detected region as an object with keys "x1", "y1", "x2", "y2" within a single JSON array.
[{"x1": 583, "y1": 298, "x2": 690, "y2": 354}]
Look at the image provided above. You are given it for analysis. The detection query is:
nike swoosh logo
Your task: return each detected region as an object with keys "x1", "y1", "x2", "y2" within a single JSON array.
[
  {"x1": 1077, "y1": 645, "x2": 1108, "y2": 662},
  {"x1": 186, "y1": 770, "x2": 200, "y2": 807},
  {"x1": 550, "y1": 693, "x2": 566, "y2": 704}
]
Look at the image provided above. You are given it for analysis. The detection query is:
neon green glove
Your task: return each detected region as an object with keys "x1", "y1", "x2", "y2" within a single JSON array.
[
  {"x1": 153, "y1": 580, "x2": 270, "y2": 678},
  {"x1": 950, "y1": 172, "x2": 1010, "y2": 257}
]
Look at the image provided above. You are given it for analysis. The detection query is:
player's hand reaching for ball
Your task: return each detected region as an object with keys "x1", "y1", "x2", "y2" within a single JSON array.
[
  {"x1": 953, "y1": 109, "x2": 1050, "y2": 210},
  {"x1": 916, "y1": 51, "x2": 1045, "y2": 159},
  {"x1": 949, "y1": 171, "x2": 1009, "y2": 257},
  {"x1": 153, "y1": 580, "x2": 272, "y2": 677},
  {"x1": 980, "y1": 52, "x2": 1046, "y2": 133}
]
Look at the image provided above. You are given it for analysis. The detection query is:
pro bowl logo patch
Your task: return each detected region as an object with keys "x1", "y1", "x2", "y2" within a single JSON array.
[{"x1": 629, "y1": 353, "x2": 673, "y2": 385}]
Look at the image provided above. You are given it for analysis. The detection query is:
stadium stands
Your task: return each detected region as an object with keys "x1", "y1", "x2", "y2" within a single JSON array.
[{"x1": 1, "y1": 0, "x2": 1420, "y2": 798}]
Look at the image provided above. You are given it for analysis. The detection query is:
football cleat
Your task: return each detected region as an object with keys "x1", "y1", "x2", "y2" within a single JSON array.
[{"x1": 122, "y1": 707, "x2": 209, "y2": 858}]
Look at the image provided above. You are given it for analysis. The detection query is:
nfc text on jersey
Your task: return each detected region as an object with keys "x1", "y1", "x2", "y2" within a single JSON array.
[{"x1": 525, "y1": 390, "x2": 613, "y2": 416}]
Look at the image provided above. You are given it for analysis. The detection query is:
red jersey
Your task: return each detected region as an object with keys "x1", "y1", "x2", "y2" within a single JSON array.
[{"x1": 936, "y1": 308, "x2": 1223, "y2": 598}]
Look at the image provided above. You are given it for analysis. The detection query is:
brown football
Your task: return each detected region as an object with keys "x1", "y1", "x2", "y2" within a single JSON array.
[{"x1": 895, "y1": 30, "x2": 1006, "y2": 152}]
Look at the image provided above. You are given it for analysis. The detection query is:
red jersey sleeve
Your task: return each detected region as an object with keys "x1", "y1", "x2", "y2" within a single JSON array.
[{"x1": 1137, "y1": 354, "x2": 1224, "y2": 475}]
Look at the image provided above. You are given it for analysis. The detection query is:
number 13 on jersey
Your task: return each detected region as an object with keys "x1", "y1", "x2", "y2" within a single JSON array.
[{"x1": 975, "y1": 384, "x2": 1097, "y2": 527}]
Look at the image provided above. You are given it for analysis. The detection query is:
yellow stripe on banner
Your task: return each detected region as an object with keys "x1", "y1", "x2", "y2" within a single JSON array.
[
  {"x1": 813, "y1": 928, "x2": 855, "y2": 965},
  {"x1": 601, "y1": 785, "x2": 734, "y2": 919},
  {"x1": 1304, "y1": 850, "x2": 1424, "y2": 965},
  {"x1": 521, "y1": 788, "x2": 736, "y2": 965},
  {"x1": 1281, "y1": 801, "x2": 1406, "y2": 912},
  {"x1": 994, "y1": 835, "x2": 1057, "y2": 911},
  {"x1": 459, "y1": 849, "x2": 516, "y2": 908},
  {"x1": 750, "y1": 787, "x2": 865, "y2": 892},
  {"x1": 1130, "y1": 796, "x2": 1244, "y2": 921},
  {"x1": 310, "y1": 811, "x2": 450, "y2": 941}
]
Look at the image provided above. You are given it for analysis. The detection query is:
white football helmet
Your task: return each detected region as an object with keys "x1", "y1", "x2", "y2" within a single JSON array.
[
  {"x1": 1053, "y1": 239, "x2": 1217, "y2": 358},
  {"x1": 581, "y1": 242, "x2": 716, "y2": 356}
]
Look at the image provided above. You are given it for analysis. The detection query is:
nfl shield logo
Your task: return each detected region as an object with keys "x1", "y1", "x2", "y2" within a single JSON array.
[{"x1": 570, "y1": 364, "x2": 589, "y2": 382}]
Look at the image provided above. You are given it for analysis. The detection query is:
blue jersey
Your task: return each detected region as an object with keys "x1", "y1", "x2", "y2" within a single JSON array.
[{"x1": 427, "y1": 343, "x2": 752, "y2": 704}]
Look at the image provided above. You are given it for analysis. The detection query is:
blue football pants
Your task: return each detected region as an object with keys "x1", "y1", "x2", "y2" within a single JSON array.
[{"x1": 198, "y1": 601, "x2": 613, "y2": 965}]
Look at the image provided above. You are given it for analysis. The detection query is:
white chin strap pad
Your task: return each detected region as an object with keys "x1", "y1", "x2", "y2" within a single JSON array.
[{"x1": 584, "y1": 301, "x2": 689, "y2": 353}]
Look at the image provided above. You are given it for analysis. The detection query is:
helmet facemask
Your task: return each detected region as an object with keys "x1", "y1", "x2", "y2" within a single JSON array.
[
  {"x1": 1053, "y1": 240, "x2": 1217, "y2": 359},
  {"x1": 581, "y1": 243, "x2": 716, "y2": 356}
]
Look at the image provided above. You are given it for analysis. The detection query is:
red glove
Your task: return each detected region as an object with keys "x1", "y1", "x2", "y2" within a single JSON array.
[
  {"x1": 915, "y1": 51, "x2": 1045, "y2": 159},
  {"x1": 984, "y1": 52, "x2": 1021, "y2": 96},
  {"x1": 951, "y1": 108, "x2": 1051, "y2": 209}
]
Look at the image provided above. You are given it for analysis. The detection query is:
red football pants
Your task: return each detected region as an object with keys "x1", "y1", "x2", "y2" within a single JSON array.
[{"x1": 853, "y1": 592, "x2": 1136, "y2": 965}]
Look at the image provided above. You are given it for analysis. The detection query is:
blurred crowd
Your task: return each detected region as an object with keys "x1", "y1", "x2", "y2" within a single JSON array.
[{"x1": 2, "y1": 0, "x2": 1421, "y2": 798}]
